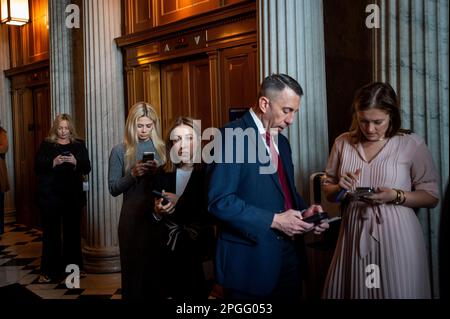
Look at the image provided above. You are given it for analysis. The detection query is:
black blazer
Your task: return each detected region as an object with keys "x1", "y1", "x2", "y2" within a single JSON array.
[
  {"x1": 35, "y1": 139, "x2": 91, "y2": 209},
  {"x1": 152, "y1": 166, "x2": 215, "y2": 259}
]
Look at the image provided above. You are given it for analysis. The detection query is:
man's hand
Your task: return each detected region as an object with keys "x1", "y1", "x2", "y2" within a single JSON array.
[
  {"x1": 271, "y1": 209, "x2": 314, "y2": 237},
  {"x1": 302, "y1": 204, "x2": 330, "y2": 235}
]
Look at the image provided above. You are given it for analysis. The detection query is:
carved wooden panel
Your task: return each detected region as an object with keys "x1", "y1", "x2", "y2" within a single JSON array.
[
  {"x1": 125, "y1": 64, "x2": 162, "y2": 120},
  {"x1": 156, "y1": 0, "x2": 220, "y2": 26},
  {"x1": 24, "y1": 0, "x2": 49, "y2": 64},
  {"x1": 160, "y1": 56, "x2": 211, "y2": 136},
  {"x1": 124, "y1": 0, "x2": 153, "y2": 34},
  {"x1": 8, "y1": 0, "x2": 49, "y2": 67},
  {"x1": 161, "y1": 62, "x2": 189, "y2": 137},
  {"x1": 120, "y1": 0, "x2": 257, "y2": 132},
  {"x1": 33, "y1": 86, "x2": 51, "y2": 149},
  {"x1": 220, "y1": 44, "x2": 257, "y2": 123},
  {"x1": 11, "y1": 84, "x2": 50, "y2": 228},
  {"x1": 189, "y1": 57, "x2": 212, "y2": 129}
]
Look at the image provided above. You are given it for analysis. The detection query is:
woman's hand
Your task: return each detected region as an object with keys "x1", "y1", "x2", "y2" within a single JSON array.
[
  {"x1": 142, "y1": 160, "x2": 158, "y2": 174},
  {"x1": 163, "y1": 191, "x2": 179, "y2": 206},
  {"x1": 154, "y1": 191, "x2": 178, "y2": 215},
  {"x1": 131, "y1": 160, "x2": 150, "y2": 177},
  {"x1": 53, "y1": 155, "x2": 65, "y2": 167},
  {"x1": 364, "y1": 187, "x2": 397, "y2": 205},
  {"x1": 64, "y1": 154, "x2": 77, "y2": 166},
  {"x1": 338, "y1": 169, "x2": 361, "y2": 190}
]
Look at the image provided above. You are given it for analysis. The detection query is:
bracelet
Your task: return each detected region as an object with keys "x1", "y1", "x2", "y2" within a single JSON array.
[
  {"x1": 399, "y1": 190, "x2": 406, "y2": 204},
  {"x1": 391, "y1": 189, "x2": 405, "y2": 205}
]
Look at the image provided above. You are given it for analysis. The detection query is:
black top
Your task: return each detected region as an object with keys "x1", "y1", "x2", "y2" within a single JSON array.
[
  {"x1": 152, "y1": 166, "x2": 215, "y2": 260},
  {"x1": 35, "y1": 139, "x2": 91, "y2": 208}
]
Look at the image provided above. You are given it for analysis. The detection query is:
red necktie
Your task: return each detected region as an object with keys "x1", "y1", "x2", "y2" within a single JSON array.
[{"x1": 265, "y1": 131, "x2": 293, "y2": 210}]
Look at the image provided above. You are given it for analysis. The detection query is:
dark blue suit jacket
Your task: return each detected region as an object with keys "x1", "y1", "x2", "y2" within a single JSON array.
[{"x1": 206, "y1": 111, "x2": 308, "y2": 295}]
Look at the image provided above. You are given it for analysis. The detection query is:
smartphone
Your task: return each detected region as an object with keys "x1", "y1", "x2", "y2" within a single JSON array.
[
  {"x1": 61, "y1": 151, "x2": 71, "y2": 156},
  {"x1": 302, "y1": 212, "x2": 329, "y2": 225},
  {"x1": 152, "y1": 190, "x2": 169, "y2": 205},
  {"x1": 142, "y1": 152, "x2": 155, "y2": 162},
  {"x1": 354, "y1": 187, "x2": 375, "y2": 197}
]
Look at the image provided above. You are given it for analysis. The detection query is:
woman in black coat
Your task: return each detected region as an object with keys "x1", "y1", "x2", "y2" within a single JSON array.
[
  {"x1": 153, "y1": 116, "x2": 215, "y2": 299},
  {"x1": 35, "y1": 114, "x2": 91, "y2": 282}
]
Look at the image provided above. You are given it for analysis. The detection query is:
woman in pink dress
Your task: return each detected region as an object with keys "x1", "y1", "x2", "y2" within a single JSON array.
[{"x1": 322, "y1": 82, "x2": 439, "y2": 299}]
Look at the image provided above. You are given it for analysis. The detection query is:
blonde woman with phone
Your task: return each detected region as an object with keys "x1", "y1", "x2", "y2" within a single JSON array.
[{"x1": 108, "y1": 102, "x2": 166, "y2": 300}]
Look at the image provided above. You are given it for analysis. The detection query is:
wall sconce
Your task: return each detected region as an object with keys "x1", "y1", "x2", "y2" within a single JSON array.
[{"x1": 1, "y1": 0, "x2": 30, "y2": 26}]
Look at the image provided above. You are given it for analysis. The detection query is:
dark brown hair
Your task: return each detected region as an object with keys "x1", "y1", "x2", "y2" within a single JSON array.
[{"x1": 349, "y1": 82, "x2": 410, "y2": 143}]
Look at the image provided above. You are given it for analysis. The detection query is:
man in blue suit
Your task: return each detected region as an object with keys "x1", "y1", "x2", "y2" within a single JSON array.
[{"x1": 207, "y1": 74, "x2": 329, "y2": 300}]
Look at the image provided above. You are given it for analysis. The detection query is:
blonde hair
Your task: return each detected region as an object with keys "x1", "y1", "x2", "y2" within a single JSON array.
[
  {"x1": 162, "y1": 116, "x2": 202, "y2": 173},
  {"x1": 124, "y1": 102, "x2": 166, "y2": 171},
  {"x1": 46, "y1": 114, "x2": 79, "y2": 143}
]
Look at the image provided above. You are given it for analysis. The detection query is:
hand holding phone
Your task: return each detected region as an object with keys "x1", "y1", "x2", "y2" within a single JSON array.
[
  {"x1": 348, "y1": 187, "x2": 376, "y2": 202},
  {"x1": 152, "y1": 190, "x2": 169, "y2": 205},
  {"x1": 302, "y1": 212, "x2": 329, "y2": 225}
]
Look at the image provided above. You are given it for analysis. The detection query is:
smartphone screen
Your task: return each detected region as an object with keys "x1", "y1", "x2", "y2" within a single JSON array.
[{"x1": 143, "y1": 152, "x2": 155, "y2": 162}]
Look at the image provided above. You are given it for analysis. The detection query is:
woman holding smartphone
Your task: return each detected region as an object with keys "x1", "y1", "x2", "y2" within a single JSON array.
[
  {"x1": 322, "y1": 82, "x2": 439, "y2": 299},
  {"x1": 35, "y1": 114, "x2": 91, "y2": 283},
  {"x1": 152, "y1": 117, "x2": 215, "y2": 299},
  {"x1": 108, "y1": 102, "x2": 166, "y2": 300}
]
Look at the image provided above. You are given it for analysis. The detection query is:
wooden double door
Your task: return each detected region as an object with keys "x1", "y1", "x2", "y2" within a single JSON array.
[
  {"x1": 11, "y1": 83, "x2": 51, "y2": 228},
  {"x1": 156, "y1": 45, "x2": 257, "y2": 137},
  {"x1": 161, "y1": 56, "x2": 212, "y2": 136}
]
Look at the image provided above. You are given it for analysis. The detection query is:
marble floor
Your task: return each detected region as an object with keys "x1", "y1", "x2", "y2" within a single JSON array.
[{"x1": 0, "y1": 223, "x2": 122, "y2": 300}]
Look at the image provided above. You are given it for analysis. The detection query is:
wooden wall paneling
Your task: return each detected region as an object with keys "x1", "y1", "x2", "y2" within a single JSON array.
[
  {"x1": 25, "y1": 0, "x2": 49, "y2": 64},
  {"x1": 124, "y1": 0, "x2": 153, "y2": 34},
  {"x1": 116, "y1": 1, "x2": 256, "y2": 49},
  {"x1": 12, "y1": 88, "x2": 40, "y2": 227},
  {"x1": 189, "y1": 57, "x2": 211, "y2": 129},
  {"x1": 33, "y1": 86, "x2": 51, "y2": 149},
  {"x1": 156, "y1": 0, "x2": 221, "y2": 26},
  {"x1": 125, "y1": 64, "x2": 162, "y2": 121},
  {"x1": 147, "y1": 63, "x2": 162, "y2": 127},
  {"x1": 133, "y1": 67, "x2": 145, "y2": 105},
  {"x1": 224, "y1": 0, "x2": 248, "y2": 5},
  {"x1": 220, "y1": 44, "x2": 257, "y2": 124},
  {"x1": 7, "y1": 0, "x2": 49, "y2": 67},
  {"x1": 161, "y1": 62, "x2": 189, "y2": 136},
  {"x1": 125, "y1": 67, "x2": 137, "y2": 108},
  {"x1": 6, "y1": 62, "x2": 50, "y2": 229},
  {"x1": 206, "y1": 15, "x2": 256, "y2": 48},
  {"x1": 8, "y1": 26, "x2": 23, "y2": 68},
  {"x1": 207, "y1": 51, "x2": 220, "y2": 127}
]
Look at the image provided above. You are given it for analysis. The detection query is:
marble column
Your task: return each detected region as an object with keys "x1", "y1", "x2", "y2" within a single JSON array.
[
  {"x1": 259, "y1": 0, "x2": 329, "y2": 199},
  {"x1": 49, "y1": 0, "x2": 75, "y2": 118},
  {"x1": 376, "y1": 0, "x2": 449, "y2": 297},
  {"x1": 0, "y1": 24, "x2": 16, "y2": 222},
  {"x1": 82, "y1": 0, "x2": 125, "y2": 273}
]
